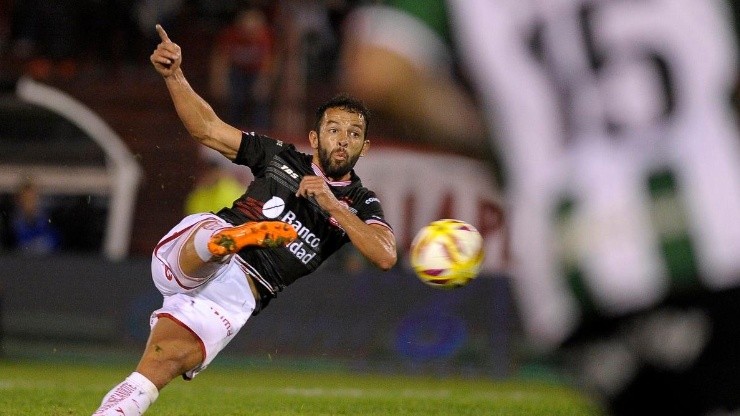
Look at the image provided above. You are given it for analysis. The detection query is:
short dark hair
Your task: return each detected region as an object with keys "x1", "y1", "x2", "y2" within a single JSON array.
[{"x1": 314, "y1": 94, "x2": 371, "y2": 138}]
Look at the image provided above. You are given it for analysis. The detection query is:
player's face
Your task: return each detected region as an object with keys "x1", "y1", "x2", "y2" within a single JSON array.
[{"x1": 311, "y1": 107, "x2": 368, "y2": 180}]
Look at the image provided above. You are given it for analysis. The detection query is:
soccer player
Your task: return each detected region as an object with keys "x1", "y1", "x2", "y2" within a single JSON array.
[
  {"x1": 92, "y1": 24, "x2": 396, "y2": 416},
  {"x1": 341, "y1": 1, "x2": 740, "y2": 415}
]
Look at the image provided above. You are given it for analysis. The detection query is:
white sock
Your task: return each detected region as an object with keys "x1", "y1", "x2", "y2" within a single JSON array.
[
  {"x1": 93, "y1": 372, "x2": 159, "y2": 416},
  {"x1": 193, "y1": 227, "x2": 219, "y2": 262}
]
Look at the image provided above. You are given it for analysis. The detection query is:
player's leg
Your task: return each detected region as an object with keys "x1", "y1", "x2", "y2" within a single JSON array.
[
  {"x1": 152, "y1": 213, "x2": 295, "y2": 287},
  {"x1": 206, "y1": 220, "x2": 297, "y2": 255},
  {"x1": 135, "y1": 316, "x2": 203, "y2": 389},
  {"x1": 179, "y1": 217, "x2": 297, "y2": 280},
  {"x1": 92, "y1": 372, "x2": 158, "y2": 416},
  {"x1": 92, "y1": 214, "x2": 275, "y2": 416},
  {"x1": 92, "y1": 318, "x2": 200, "y2": 416}
]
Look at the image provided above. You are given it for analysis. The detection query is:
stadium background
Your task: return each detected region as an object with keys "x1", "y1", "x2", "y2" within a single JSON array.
[{"x1": 0, "y1": 1, "x2": 516, "y2": 379}]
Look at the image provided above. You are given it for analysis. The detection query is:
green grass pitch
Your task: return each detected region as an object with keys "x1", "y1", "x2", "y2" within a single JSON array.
[{"x1": 0, "y1": 358, "x2": 602, "y2": 415}]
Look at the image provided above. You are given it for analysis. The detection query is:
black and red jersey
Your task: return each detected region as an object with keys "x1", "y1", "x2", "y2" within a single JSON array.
[{"x1": 216, "y1": 132, "x2": 392, "y2": 306}]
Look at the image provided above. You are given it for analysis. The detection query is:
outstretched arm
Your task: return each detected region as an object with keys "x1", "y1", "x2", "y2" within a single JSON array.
[{"x1": 150, "y1": 24, "x2": 243, "y2": 160}]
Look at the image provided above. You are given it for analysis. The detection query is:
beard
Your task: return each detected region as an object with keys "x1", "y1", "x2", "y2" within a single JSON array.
[{"x1": 318, "y1": 144, "x2": 361, "y2": 180}]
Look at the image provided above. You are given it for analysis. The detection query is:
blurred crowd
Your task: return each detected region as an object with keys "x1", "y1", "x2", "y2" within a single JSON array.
[
  {"x1": 0, "y1": 1, "x2": 370, "y2": 133},
  {"x1": 0, "y1": 177, "x2": 107, "y2": 255}
]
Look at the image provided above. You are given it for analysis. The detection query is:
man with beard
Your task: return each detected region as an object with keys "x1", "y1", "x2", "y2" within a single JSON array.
[{"x1": 92, "y1": 24, "x2": 397, "y2": 416}]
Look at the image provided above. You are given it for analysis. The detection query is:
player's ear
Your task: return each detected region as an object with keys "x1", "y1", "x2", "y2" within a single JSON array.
[
  {"x1": 309, "y1": 130, "x2": 319, "y2": 149},
  {"x1": 360, "y1": 140, "x2": 370, "y2": 157}
]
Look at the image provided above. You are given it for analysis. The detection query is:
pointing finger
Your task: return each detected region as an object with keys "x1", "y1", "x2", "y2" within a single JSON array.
[{"x1": 155, "y1": 24, "x2": 170, "y2": 43}]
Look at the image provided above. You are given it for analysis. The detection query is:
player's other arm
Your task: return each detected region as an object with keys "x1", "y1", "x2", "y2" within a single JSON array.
[
  {"x1": 332, "y1": 209, "x2": 397, "y2": 271},
  {"x1": 150, "y1": 24, "x2": 242, "y2": 160},
  {"x1": 296, "y1": 177, "x2": 397, "y2": 270}
]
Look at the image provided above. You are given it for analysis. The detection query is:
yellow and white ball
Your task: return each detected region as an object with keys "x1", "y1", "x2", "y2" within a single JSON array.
[{"x1": 409, "y1": 219, "x2": 484, "y2": 289}]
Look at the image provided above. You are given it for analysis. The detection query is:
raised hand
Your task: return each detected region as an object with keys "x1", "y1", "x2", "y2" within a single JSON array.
[{"x1": 150, "y1": 24, "x2": 182, "y2": 77}]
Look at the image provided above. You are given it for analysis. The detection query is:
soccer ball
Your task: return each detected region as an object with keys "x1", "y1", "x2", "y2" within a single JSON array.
[{"x1": 409, "y1": 219, "x2": 484, "y2": 289}]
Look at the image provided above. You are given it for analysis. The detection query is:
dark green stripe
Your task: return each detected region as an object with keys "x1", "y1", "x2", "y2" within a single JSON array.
[
  {"x1": 554, "y1": 196, "x2": 597, "y2": 315},
  {"x1": 647, "y1": 170, "x2": 699, "y2": 291}
]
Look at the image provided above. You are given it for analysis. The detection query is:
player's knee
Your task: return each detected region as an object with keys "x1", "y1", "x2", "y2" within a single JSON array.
[{"x1": 139, "y1": 339, "x2": 202, "y2": 384}]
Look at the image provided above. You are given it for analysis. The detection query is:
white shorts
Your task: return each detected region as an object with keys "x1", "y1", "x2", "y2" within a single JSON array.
[{"x1": 149, "y1": 213, "x2": 256, "y2": 379}]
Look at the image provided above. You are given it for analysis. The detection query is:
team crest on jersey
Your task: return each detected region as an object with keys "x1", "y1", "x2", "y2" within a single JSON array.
[{"x1": 329, "y1": 199, "x2": 352, "y2": 230}]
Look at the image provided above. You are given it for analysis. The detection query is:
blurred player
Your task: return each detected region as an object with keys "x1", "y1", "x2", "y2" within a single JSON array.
[
  {"x1": 92, "y1": 24, "x2": 396, "y2": 416},
  {"x1": 341, "y1": 1, "x2": 740, "y2": 414}
]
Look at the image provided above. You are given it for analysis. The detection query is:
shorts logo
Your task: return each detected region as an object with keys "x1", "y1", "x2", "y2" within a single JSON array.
[
  {"x1": 164, "y1": 266, "x2": 175, "y2": 281},
  {"x1": 210, "y1": 306, "x2": 233, "y2": 336},
  {"x1": 262, "y1": 196, "x2": 286, "y2": 218}
]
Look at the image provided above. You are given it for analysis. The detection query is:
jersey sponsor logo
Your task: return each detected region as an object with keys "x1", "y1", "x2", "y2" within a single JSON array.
[
  {"x1": 280, "y1": 210, "x2": 320, "y2": 264},
  {"x1": 287, "y1": 239, "x2": 316, "y2": 264},
  {"x1": 262, "y1": 196, "x2": 286, "y2": 218},
  {"x1": 281, "y1": 210, "x2": 320, "y2": 248}
]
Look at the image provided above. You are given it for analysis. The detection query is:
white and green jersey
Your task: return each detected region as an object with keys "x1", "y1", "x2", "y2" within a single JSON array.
[{"x1": 351, "y1": 0, "x2": 740, "y2": 350}]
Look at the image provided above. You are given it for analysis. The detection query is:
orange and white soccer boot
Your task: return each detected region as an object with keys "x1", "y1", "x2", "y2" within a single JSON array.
[{"x1": 208, "y1": 221, "x2": 298, "y2": 256}]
